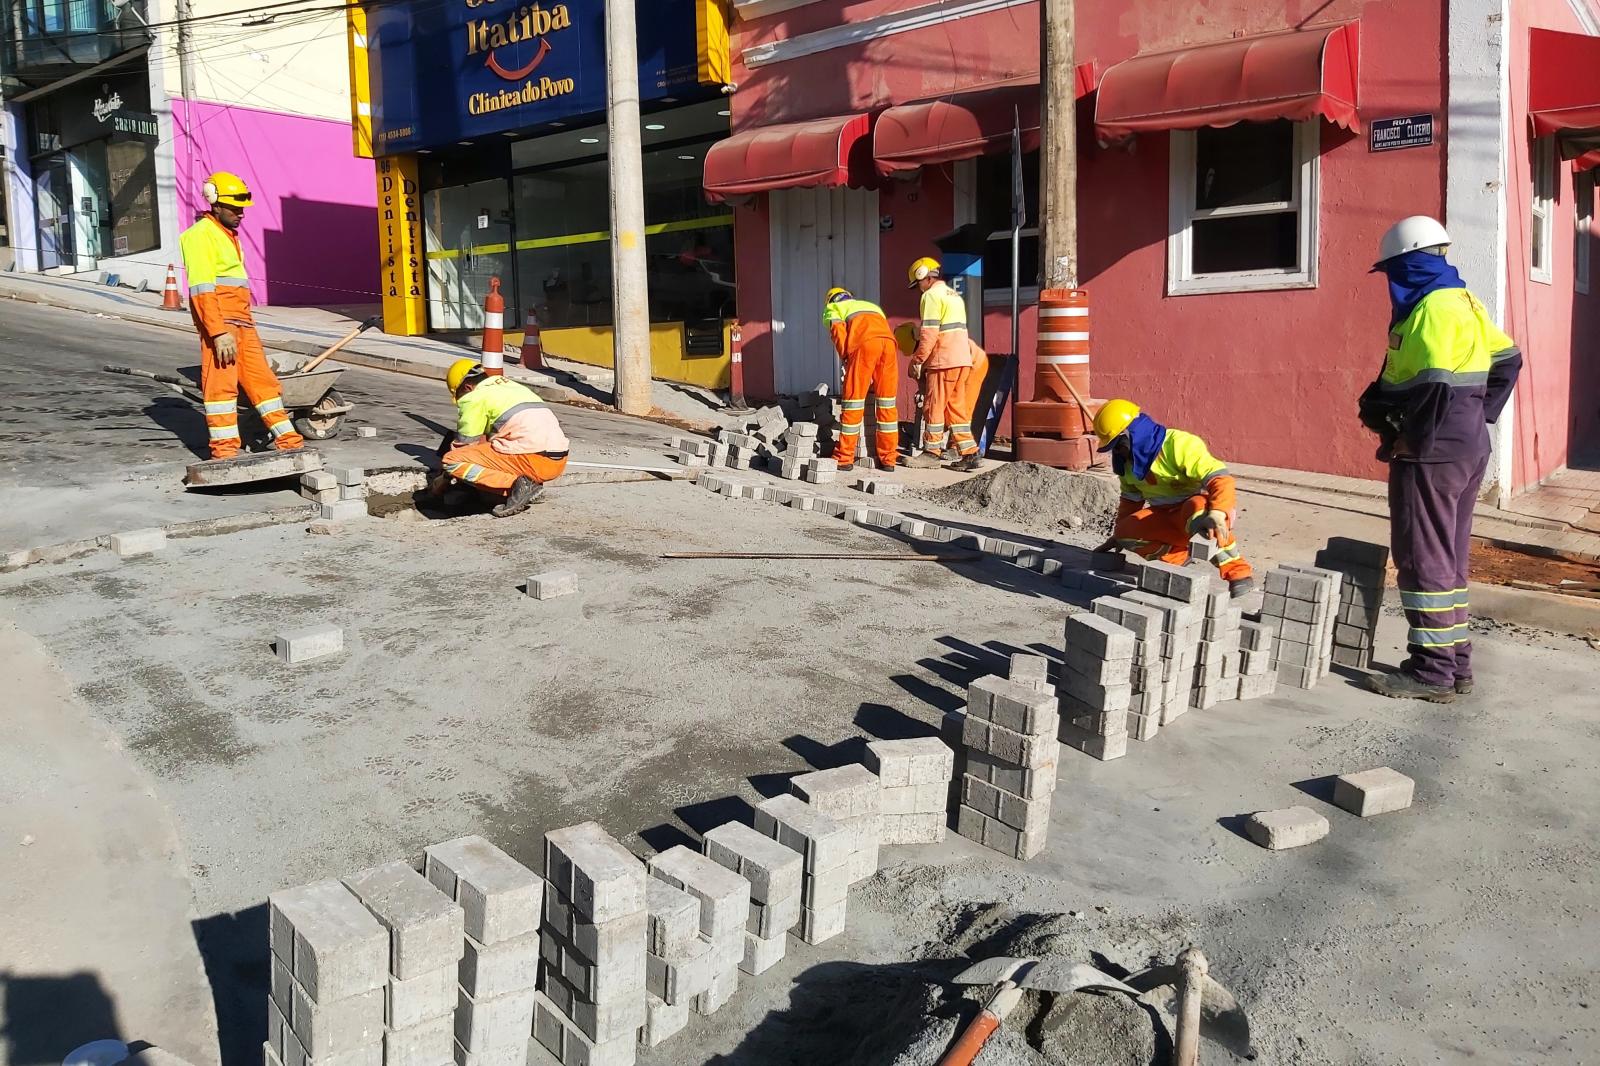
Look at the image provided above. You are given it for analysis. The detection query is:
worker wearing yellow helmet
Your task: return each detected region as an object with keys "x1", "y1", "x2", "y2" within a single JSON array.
[
  {"x1": 178, "y1": 170, "x2": 304, "y2": 458},
  {"x1": 1093, "y1": 399, "x2": 1255, "y2": 597},
  {"x1": 822, "y1": 286, "x2": 899, "y2": 471},
  {"x1": 429, "y1": 358, "x2": 570, "y2": 517},
  {"x1": 904, "y1": 256, "x2": 983, "y2": 471}
]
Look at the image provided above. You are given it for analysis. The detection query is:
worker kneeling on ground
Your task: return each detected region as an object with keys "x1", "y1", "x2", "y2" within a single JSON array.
[
  {"x1": 432, "y1": 359, "x2": 569, "y2": 518},
  {"x1": 1093, "y1": 400, "x2": 1255, "y2": 598},
  {"x1": 824, "y1": 286, "x2": 899, "y2": 472},
  {"x1": 905, "y1": 257, "x2": 983, "y2": 472},
  {"x1": 179, "y1": 170, "x2": 304, "y2": 458}
]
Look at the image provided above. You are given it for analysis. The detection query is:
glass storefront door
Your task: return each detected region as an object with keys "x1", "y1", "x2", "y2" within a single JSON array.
[
  {"x1": 32, "y1": 156, "x2": 72, "y2": 271},
  {"x1": 69, "y1": 138, "x2": 109, "y2": 268},
  {"x1": 423, "y1": 178, "x2": 516, "y2": 331}
]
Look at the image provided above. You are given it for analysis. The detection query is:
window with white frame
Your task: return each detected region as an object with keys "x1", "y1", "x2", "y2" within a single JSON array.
[
  {"x1": 1531, "y1": 136, "x2": 1556, "y2": 284},
  {"x1": 1168, "y1": 119, "x2": 1320, "y2": 295},
  {"x1": 1576, "y1": 168, "x2": 1593, "y2": 296}
]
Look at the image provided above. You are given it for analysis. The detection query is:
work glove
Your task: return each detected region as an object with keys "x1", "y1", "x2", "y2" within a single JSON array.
[
  {"x1": 212, "y1": 332, "x2": 238, "y2": 367},
  {"x1": 1187, "y1": 509, "x2": 1231, "y2": 541},
  {"x1": 908, "y1": 361, "x2": 924, "y2": 381}
]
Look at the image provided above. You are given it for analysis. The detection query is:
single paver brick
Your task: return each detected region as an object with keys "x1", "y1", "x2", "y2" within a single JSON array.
[
  {"x1": 641, "y1": 991, "x2": 691, "y2": 1048},
  {"x1": 741, "y1": 930, "x2": 786, "y2": 976},
  {"x1": 746, "y1": 890, "x2": 802, "y2": 938},
  {"x1": 269, "y1": 880, "x2": 388, "y2": 1005},
  {"x1": 320, "y1": 499, "x2": 368, "y2": 521},
  {"x1": 332, "y1": 467, "x2": 365, "y2": 487},
  {"x1": 286, "y1": 981, "x2": 384, "y2": 1058},
  {"x1": 647, "y1": 846, "x2": 751, "y2": 939},
  {"x1": 1333, "y1": 767, "x2": 1415, "y2": 817},
  {"x1": 788, "y1": 764, "x2": 881, "y2": 818},
  {"x1": 1245, "y1": 807, "x2": 1330, "y2": 850},
  {"x1": 544, "y1": 822, "x2": 648, "y2": 923},
  {"x1": 526, "y1": 570, "x2": 578, "y2": 599},
  {"x1": 961, "y1": 715, "x2": 1057, "y2": 768},
  {"x1": 424, "y1": 835, "x2": 541, "y2": 945},
  {"x1": 454, "y1": 986, "x2": 536, "y2": 1049},
  {"x1": 458, "y1": 931, "x2": 539, "y2": 999},
  {"x1": 275, "y1": 623, "x2": 343, "y2": 664},
  {"x1": 754, "y1": 795, "x2": 851, "y2": 874},
  {"x1": 302, "y1": 470, "x2": 338, "y2": 492},
  {"x1": 645, "y1": 878, "x2": 701, "y2": 958},
  {"x1": 646, "y1": 935, "x2": 715, "y2": 1005},
  {"x1": 384, "y1": 1013, "x2": 452, "y2": 1066},
  {"x1": 864, "y1": 737, "x2": 954, "y2": 788},
  {"x1": 702, "y1": 821, "x2": 803, "y2": 903},
  {"x1": 342, "y1": 861, "x2": 463, "y2": 980},
  {"x1": 109, "y1": 527, "x2": 167, "y2": 558},
  {"x1": 879, "y1": 781, "x2": 947, "y2": 815},
  {"x1": 386, "y1": 964, "x2": 456, "y2": 1029},
  {"x1": 879, "y1": 811, "x2": 946, "y2": 845}
]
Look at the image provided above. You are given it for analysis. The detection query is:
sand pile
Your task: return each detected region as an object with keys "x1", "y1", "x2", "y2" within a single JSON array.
[{"x1": 923, "y1": 463, "x2": 1120, "y2": 536}]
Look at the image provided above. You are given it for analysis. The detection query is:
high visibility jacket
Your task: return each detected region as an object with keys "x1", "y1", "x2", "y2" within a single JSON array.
[
  {"x1": 910, "y1": 280, "x2": 973, "y2": 370},
  {"x1": 179, "y1": 214, "x2": 253, "y2": 338},
  {"x1": 1358, "y1": 287, "x2": 1521, "y2": 462},
  {"x1": 1118, "y1": 428, "x2": 1236, "y2": 512},
  {"x1": 456, "y1": 377, "x2": 570, "y2": 456},
  {"x1": 823, "y1": 298, "x2": 895, "y2": 360}
]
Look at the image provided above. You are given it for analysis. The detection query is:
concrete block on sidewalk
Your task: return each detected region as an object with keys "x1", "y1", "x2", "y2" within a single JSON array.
[
  {"x1": 302, "y1": 470, "x2": 338, "y2": 492},
  {"x1": 319, "y1": 499, "x2": 368, "y2": 522},
  {"x1": 424, "y1": 835, "x2": 541, "y2": 946},
  {"x1": 1007, "y1": 653, "x2": 1051, "y2": 692},
  {"x1": 274, "y1": 623, "x2": 343, "y2": 664},
  {"x1": 702, "y1": 821, "x2": 803, "y2": 903},
  {"x1": 1333, "y1": 767, "x2": 1414, "y2": 817},
  {"x1": 109, "y1": 527, "x2": 167, "y2": 557},
  {"x1": 1245, "y1": 806, "x2": 1329, "y2": 850},
  {"x1": 526, "y1": 570, "x2": 578, "y2": 599},
  {"x1": 544, "y1": 822, "x2": 648, "y2": 925},
  {"x1": 342, "y1": 860, "x2": 464, "y2": 979},
  {"x1": 788, "y1": 764, "x2": 882, "y2": 818},
  {"x1": 1057, "y1": 721, "x2": 1128, "y2": 761},
  {"x1": 269, "y1": 880, "x2": 388, "y2": 1005},
  {"x1": 331, "y1": 467, "x2": 365, "y2": 487},
  {"x1": 799, "y1": 901, "x2": 847, "y2": 945},
  {"x1": 965, "y1": 748, "x2": 1057, "y2": 802}
]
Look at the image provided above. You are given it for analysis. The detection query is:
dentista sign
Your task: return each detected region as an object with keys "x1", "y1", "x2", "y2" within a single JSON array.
[{"x1": 368, "y1": 0, "x2": 708, "y2": 154}]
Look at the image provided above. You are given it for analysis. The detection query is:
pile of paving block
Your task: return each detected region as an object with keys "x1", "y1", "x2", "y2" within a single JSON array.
[
  {"x1": 1254, "y1": 563, "x2": 1343, "y2": 688},
  {"x1": 952, "y1": 675, "x2": 1059, "y2": 860},
  {"x1": 301, "y1": 467, "x2": 370, "y2": 522},
  {"x1": 671, "y1": 417, "x2": 843, "y2": 486},
  {"x1": 864, "y1": 737, "x2": 955, "y2": 844},
  {"x1": 1313, "y1": 538, "x2": 1391, "y2": 669}
]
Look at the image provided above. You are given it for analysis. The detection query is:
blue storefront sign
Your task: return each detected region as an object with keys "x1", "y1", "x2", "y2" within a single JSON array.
[{"x1": 369, "y1": 0, "x2": 712, "y2": 155}]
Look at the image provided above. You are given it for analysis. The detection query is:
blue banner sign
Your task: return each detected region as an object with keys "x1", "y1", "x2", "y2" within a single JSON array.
[{"x1": 1369, "y1": 114, "x2": 1434, "y2": 153}]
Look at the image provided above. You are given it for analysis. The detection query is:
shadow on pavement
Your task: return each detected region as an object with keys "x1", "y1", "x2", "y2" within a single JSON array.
[
  {"x1": 191, "y1": 905, "x2": 269, "y2": 1066},
  {"x1": 0, "y1": 971, "x2": 123, "y2": 1066}
]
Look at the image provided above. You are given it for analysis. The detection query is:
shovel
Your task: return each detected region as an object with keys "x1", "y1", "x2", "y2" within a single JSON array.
[
  {"x1": 290, "y1": 315, "x2": 382, "y2": 375},
  {"x1": 936, "y1": 956, "x2": 1140, "y2": 1066}
]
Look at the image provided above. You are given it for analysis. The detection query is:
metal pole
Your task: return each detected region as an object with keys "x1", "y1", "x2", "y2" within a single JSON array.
[
  {"x1": 604, "y1": 0, "x2": 653, "y2": 415},
  {"x1": 1039, "y1": 0, "x2": 1077, "y2": 289},
  {"x1": 1010, "y1": 109, "x2": 1023, "y2": 370},
  {"x1": 176, "y1": 0, "x2": 196, "y2": 190}
]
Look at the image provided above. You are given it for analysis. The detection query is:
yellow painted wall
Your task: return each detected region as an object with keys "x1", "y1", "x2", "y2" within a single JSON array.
[{"x1": 511, "y1": 322, "x2": 732, "y2": 390}]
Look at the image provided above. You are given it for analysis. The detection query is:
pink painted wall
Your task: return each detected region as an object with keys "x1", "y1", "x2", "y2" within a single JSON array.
[
  {"x1": 174, "y1": 100, "x2": 378, "y2": 307},
  {"x1": 729, "y1": 0, "x2": 1449, "y2": 478},
  {"x1": 1504, "y1": 1, "x2": 1600, "y2": 485}
]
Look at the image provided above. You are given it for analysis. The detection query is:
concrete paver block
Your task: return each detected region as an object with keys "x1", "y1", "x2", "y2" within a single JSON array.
[
  {"x1": 879, "y1": 811, "x2": 946, "y2": 845},
  {"x1": 693, "y1": 966, "x2": 740, "y2": 1016},
  {"x1": 864, "y1": 737, "x2": 953, "y2": 788},
  {"x1": 640, "y1": 992, "x2": 690, "y2": 1048},
  {"x1": 424, "y1": 835, "x2": 542, "y2": 945},
  {"x1": 647, "y1": 845, "x2": 751, "y2": 940},
  {"x1": 702, "y1": 821, "x2": 803, "y2": 903},
  {"x1": 302, "y1": 470, "x2": 338, "y2": 491},
  {"x1": 386, "y1": 964, "x2": 456, "y2": 1030},
  {"x1": 459, "y1": 931, "x2": 539, "y2": 1000},
  {"x1": 961, "y1": 775, "x2": 1052, "y2": 831},
  {"x1": 645, "y1": 935, "x2": 714, "y2": 1005},
  {"x1": 356, "y1": 426, "x2": 378, "y2": 438},
  {"x1": 966, "y1": 749, "x2": 1057, "y2": 801},
  {"x1": 287, "y1": 981, "x2": 384, "y2": 1057},
  {"x1": 1334, "y1": 767, "x2": 1415, "y2": 817},
  {"x1": 645, "y1": 878, "x2": 700, "y2": 958},
  {"x1": 560, "y1": 934, "x2": 647, "y2": 1004},
  {"x1": 565, "y1": 984, "x2": 647, "y2": 1043},
  {"x1": 452, "y1": 1038, "x2": 524, "y2": 1066},
  {"x1": 454, "y1": 986, "x2": 537, "y2": 1050},
  {"x1": 1007, "y1": 653, "x2": 1051, "y2": 691},
  {"x1": 269, "y1": 880, "x2": 388, "y2": 1004},
  {"x1": 798, "y1": 901, "x2": 847, "y2": 945},
  {"x1": 332, "y1": 467, "x2": 365, "y2": 487},
  {"x1": 961, "y1": 714, "x2": 1057, "y2": 768},
  {"x1": 569, "y1": 909, "x2": 648, "y2": 982},
  {"x1": 879, "y1": 781, "x2": 947, "y2": 815},
  {"x1": 1246, "y1": 806, "x2": 1330, "y2": 850},
  {"x1": 109, "y1": 528, "x2": 167, "y2": 557},
  {"x1": 383, "y1": 1014, "x2": 453, "y2": 1066},
  {"x1": 544, "y1": 822, "x2": 648, "y2": 924},
  {"x1": 741, "y1": 930, "x2": 786, "y2": 976},
  {"x1": 1057, "y1": 722, "x2": 1128, "y2": 761},
  {"x1": 746, "y1": 891, "x2": 802, "y2": 939},
  {"x1": 754, "y1": 795, "x2": 851, "y2": 873},
  {"x1": 788, "y1": 763, "x2": 881, "y2": 818},
  {"x1": 342, "y1": 860, "x2": 464, "y2": 979},
  {"x1": 319, "y1": 499, "x2": 368, "y2": 522},
  {"x1": 184, "y1": 448, "x2": 323, "y2": 487},
  {"x1": 527, "y1": 570, "x2": 579, "y2": 600}
]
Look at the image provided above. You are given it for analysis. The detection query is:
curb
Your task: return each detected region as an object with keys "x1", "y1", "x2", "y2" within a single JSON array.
[{"x1": 1468, "y1": 582, "x2": 1600, "y2": 639}]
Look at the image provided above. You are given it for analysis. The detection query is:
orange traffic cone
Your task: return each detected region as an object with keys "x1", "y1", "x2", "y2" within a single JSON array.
[
  {"x1": 161, "y1": 264, "x2": 184, "y2": 311},
  {"x1": 521, "y1": 307, "x2": 545, "y2": 369}
]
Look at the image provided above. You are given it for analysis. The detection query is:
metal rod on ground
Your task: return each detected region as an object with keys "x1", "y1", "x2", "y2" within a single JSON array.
[
  {"x1": 604, "y1": 0, "x2": 652, "y2": 415},
  {"x1": 662, "y1": 551, "x2": 983, "y2": 562}
]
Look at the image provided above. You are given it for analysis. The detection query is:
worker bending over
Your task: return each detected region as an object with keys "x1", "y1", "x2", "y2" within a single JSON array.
[
  {"x1": 1094, "y1": 400, "x2": 1255, "y2": 598},
  {"x1": 433, "y1": 359, "x2": 569, "y2": 518},
  {"x1": 179, "y1": 171, "x2": 304, "y2": 458},
  {"x1": 1358, "y1": 216, "x2": 1521, "y2": 703},
  {"x1": 823, "y1": 287, "x2": 898, "y2": 471},
  {"x1": 904, "y1": 257, "x2": 982, "y2": 471}
]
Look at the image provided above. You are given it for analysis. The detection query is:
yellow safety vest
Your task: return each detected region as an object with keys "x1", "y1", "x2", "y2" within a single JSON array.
[
  {"x1": 1119, "y1": 429, "x2": 1228, "y2": 507},
  {"x1": 456, "y1": 377, "x2": 548, "y2": 442}
]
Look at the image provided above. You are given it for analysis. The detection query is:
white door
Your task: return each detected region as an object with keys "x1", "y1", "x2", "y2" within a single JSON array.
[{"x1": 768, "y1": 185, "x2": 880, "y2": 394}]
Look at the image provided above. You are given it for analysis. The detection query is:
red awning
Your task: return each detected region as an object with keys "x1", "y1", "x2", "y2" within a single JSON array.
[
  {"x1": 1095, "y1": 22, "x2": 1361, "y2": 142},
  {"x1": 703, "y1": 114, "x2": 871, "y2": 202},
  {"x1": 1529, "y1": 28, "x2": 1600, "y2": 161},
  {"x1": 873, "y1": 65, "x2": 1099, "y2": 177}
]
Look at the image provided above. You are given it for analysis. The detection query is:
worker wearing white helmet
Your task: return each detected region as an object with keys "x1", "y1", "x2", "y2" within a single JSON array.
[{"x1": 1358, "y1": 215, "x2": 1522, "y2": 703}]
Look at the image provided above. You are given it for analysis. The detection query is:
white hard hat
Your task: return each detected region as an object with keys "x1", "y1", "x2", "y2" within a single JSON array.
[{"x1": 1375, "y1": 215, "x2": 1452, "y2": 266}]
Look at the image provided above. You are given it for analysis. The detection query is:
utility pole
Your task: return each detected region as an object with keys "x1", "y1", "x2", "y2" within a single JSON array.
[
  {"x1": 604, "y1": 0, "x2": 652, "y2": 415},
  {"x1": 176, "y1": 0, "x2": 197, "y2": 204},
  {"x1": 1039, "y1": 0, "x2": 1077, "y2": 290}
]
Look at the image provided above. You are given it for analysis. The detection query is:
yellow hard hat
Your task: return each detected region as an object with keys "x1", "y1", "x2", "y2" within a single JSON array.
[
  {"x1": 893, "y1": 322, "x2": 917, "y2": 356},
  {"x1": 825, "y1": 286, "x2": 852, "y2": 303},
  {"x1": 907, "y1": 256, "x2": 941, "y2": 288},
  {"x1": 446, "y1": 358, "x2": 482, "y2": 396},
  {"x1": 1093, "y1": 398, "x2": 1141, "y2": 450},
  {"x1": 202, "y1": 171, "x2": 252, "y2": 209}
]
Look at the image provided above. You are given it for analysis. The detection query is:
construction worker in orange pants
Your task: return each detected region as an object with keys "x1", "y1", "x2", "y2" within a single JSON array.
[
  {"x1": 823, "y1": 286, "x2": 898, "y2": 471},
  {"x1": 904, "y1": 257, "x2": 981, "y2": 471},
  {"x1": 1092, "y1": 399, "x2": 1256, "y2": 598},
  {"x1": 178, "y1": 170, "x2": 303, "y2": 458},
  {"x1": 430, "y1": 359, "x2": 569, "y2": 517}
]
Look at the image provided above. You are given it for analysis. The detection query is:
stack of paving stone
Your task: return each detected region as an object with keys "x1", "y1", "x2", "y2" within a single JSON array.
[
  {"x1": 1313, "y1": 537, "x2": 1391, "y2": 669},
  {"x1": 533, "y1": 822, "x2": 648, "y2": 1066},
  {"x1": 1089, "y1": 597, "x2": 1165, "y2": 740},
  {"x1": 342, "y1": 861, "x2": 464, "y2": 1066},
  {"x1": 1257, "y1": 565, "x2": 1340, "y2": 688},
  {"x1": 637, "y1": 879, "x2": 713, "y2": 1047},
  {"x1": 789, "y1": 764, "x2": 882, "y2": 885},
  {"x1": 669, "y1": 436, "x2": 713, "y2": 468},
  {"x1": 956, "y1": 675, "x2": 1059, "y2": 860},
  {"x1": 794, "y1": 387, "x2": 839, "y2": 453},
  {"x1": 776, "y1": 423, "x2": 821, "y2": 479},
  {"x1": 753, "y1": 794, "x2": 852, "y2": 944},
  {"x1": 300, "y1": 467, "x2": 369, "y2": 522},
  {"x1": 1119, "y1": 561, "x2": 1207, "y2": 724},
  {"x1": 265, "y1": 880, "x2": 388, "y2": 1066},
  {"x1": 864, "y1": 737, "x2": 954, "y2": 844},
  {"x1": 646, "y1": 846, "x2": 749, "y2": 1017},
  {"x1": 1235, "y1": 619, "x2": 1279, "y2": 699},
  {"x1": 424, "y1": 836, "x2": 543, "y2": 1066},
  {"x1": 703, "y1": 822, "x2": 804, "y2": 976},
  {"x1": 1190, "y1": 570, "x2": 1245, "y2": 709},
  {"x1": 1056, "y1": 613, "x2": 1135, "y2": 761}
]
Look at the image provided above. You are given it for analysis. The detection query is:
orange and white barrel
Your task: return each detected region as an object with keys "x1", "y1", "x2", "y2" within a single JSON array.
[
  {"x1": 481, "y1": 277, "x2": 505, "y2": 375},
  {"x1": 1034, "y1": 288, "x2": 1090, "y2": 403}
]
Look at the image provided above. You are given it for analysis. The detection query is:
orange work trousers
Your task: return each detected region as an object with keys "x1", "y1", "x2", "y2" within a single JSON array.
[
  {"x1": 1115, "y1": 494, "x2": 1253, "y2": 582},
  {"x1": 200, "y1": 323, "x2": 304, "y2": 458},
  {"x1": 921, "y1": 364, "x2": 979, "y2": 457},
  {"x1": 835, "y1": 336, "x2": 900, "y2": 467},
  {"x1": 441, "y1": 441, "x2": 568, "y2": 494}
]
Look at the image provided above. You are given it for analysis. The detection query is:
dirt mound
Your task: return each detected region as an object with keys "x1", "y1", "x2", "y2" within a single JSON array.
[{"x1": 923, "y1": 463, "x2": 1119, "y2": 536}]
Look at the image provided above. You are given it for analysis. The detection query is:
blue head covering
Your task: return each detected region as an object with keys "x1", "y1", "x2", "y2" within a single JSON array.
[
  {"x1": 1377, "y1": 250, "x2": 1464, "y2": 329},
  {"x1": 1107, "y1": 413, "x2": 1167, "y2": 481}
]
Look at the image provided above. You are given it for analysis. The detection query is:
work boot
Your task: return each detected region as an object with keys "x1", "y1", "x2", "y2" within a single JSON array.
[
  {"x1": 1227, "y1": 575, "x2": 1256, "y2": 599},
  {"x1": 947, "y1": 453, "x2": 983, "y2": 473},
  {"x1": 903, "y1": 452, "x2": 944, "y2": 469},
  {"x1": 1454, "y1": 677, "x2": 1474, "y2": 695},
  {"x1": 835, "y1": 462, "x2": 856, "y2": 473},
  {"x1": 1364, "y1": 669, "x2": 1456, "y2": 704},
  {"x1": 491, "y1": 476, "x2": 541, "y2": 518}
]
